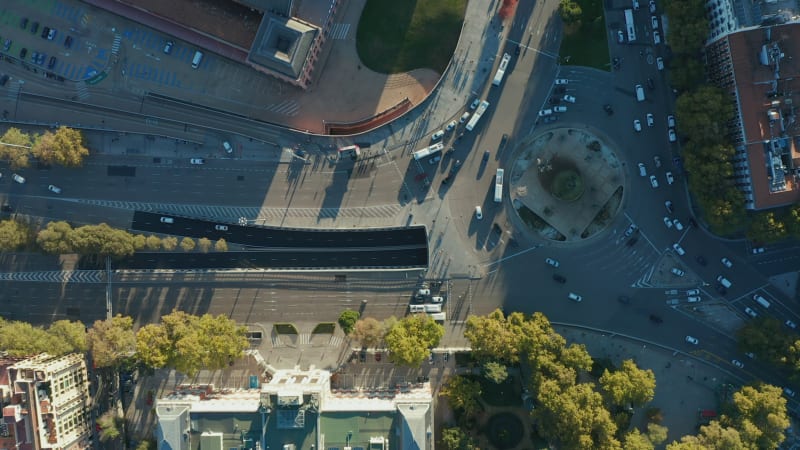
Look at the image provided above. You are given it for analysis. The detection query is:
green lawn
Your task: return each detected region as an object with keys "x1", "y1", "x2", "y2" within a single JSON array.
[
  {"x1": 559, "y1": 0, "x2": 610, "y2": 70},
  {"x1": 356, "y1": 0, "x2": 466, "y2": 74}
]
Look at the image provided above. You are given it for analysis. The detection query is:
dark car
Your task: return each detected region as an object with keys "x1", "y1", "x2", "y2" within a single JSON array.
[
  {"x1": 482, "y1": 150, "x2": 490, "y2": 162},
  {"x1": 649, "y1": 314, "x2": 663, "y2": 324},
  {"x1": 20, "y1": 18, "x2": 28, "y2": 30},
  {"x1": 716, "y1": 284, "x2": 728, "y2": 295},
  {"x1": 604, "y1": 104, "x2": 614, "y2": 115},
  {"x1": 0, "y1": 74, "x2": 8, "y2": 86},
  {"x1": 441, "y1": 175, "x2": 451, "y2": 185},
  {"x1": 30, "y1": 22, "x2": 39, "y2": 34},
  {"x1": 47, "y1": 56, "x2": 56, "y2": 70},
  {"x1": 688, "y1": 217, "x2": 698, "y2": 228},
  {"x1": 553, "y1": 274, "x2": 567, "y2": 284},
  {"x1": 695, "y1": 255, "x2": 707, "y2": 266},
  {"x1": 19, "y1": 47, "x2": 27, "y2": 59},
  {"x1": 515, "y1": 44, "x2": 521, "y2": 55},
  {"x1": 41, "y1": 26, "x2": 50, "y2": 39},
  {"x1": 647, "y1": 77, "x2": 655, "y2": 90},
  {"x1": 63, "y1": 35, "x2": 73, "y2": 48}
]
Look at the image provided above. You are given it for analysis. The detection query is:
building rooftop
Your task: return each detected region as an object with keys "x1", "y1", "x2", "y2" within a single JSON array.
[{"x1": 248, "y1": 14, "x2": 318, "y2": 81}]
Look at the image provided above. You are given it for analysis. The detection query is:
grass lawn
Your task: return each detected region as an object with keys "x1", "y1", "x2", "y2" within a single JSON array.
[
  {"x1": 312, "y1": 323, "x2": 336, "y2": 334},
  {"x1": 274, "y1": 323, "x2": 298, "y2": 335},
  {"x1": 559, "y1": 0, "x2": 610, "y2": 70},
  {"x1": 356, "y1": 0, "x2": 466, "y2": 74}
]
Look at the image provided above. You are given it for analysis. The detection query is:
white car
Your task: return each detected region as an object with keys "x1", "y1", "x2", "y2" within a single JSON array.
[
  {"x1": 223, "y1": 141, "x2": 233, "y2": 153},
  {"x1": 470, "y1": 98, "x2": 481, "y2": 109},
  {"x1": 190, "y1": 158, "x2": 205, "y2": 165},
  {"x1": 653, "y1": 30, "x2": 661, "y2": 44},
  {"x1": 568, "y1": 292, "x2": 582, "y2": 302},
  {"x1": 663, "y1": 217, "x2": 673, "y2": 228},
  {"x1": 666, "y1": 172, "x2": 674, "y2": 185},
  {"x1": 668, "y1": 115, "x2": 676, "y2": 128},
  {"x1": 721, "y1": 257, "x2": 733, "y2": 268},
  {"x1": 784, "y1": 388, "x2": 796, "y2": 398},
  {"x1": 563, "y1": 95, "x2": 576, "y2": 103},
  {"x1": 163, "y1": 40, "x2": 174, "y2": 54},
  {"x1": 671, "y1": 267, "x2": 685, "y2": 277},
  {"x1": 687, "y1": 289, "x2": 700, "y2": 295},
  {"x1": 545, "y1": 258, "x2": 560, "y2": 267},
  {"x1": 656, "y1": 56, "x2": 664, "y2": 70},
  {"x1": 555, "y1": 78, "x2": 569, "y2": 85},
  {"x1": 214, "y1": 224, "x2": 228, "y2": 231},
  {"x1": 649, "y1": 0, "x2": 657, "y2": 13},
  {"x1": 673, "y1": 219, "x2": 684, "y2": 230},
  {"x1": 12, "y1": 174, "x2": 25, "y2": 184},
  {"x1": 665, "y1": 200, "x2": 674, "y2": 213},
  {"x1": 672, "y1": 243, "x2": 685, "y2": 255},
  {"x1": 651, "y1": 15, "x2": 659, "y2": 29},
  {"x1": 685, "y1": 336, "x2": 699, "y2": 345},
  {"x1": 668, "y1": 129, "x2": 677, "y2": 142},
  {"x1": 786, "y1": 320, "x2": 798, "y2": 329},
  {"x1": 731, "y1": 360, "x2": 744, "y2": 369},
  {"x1": 687, "y1": 296, "x2": 701, "y2": 302},
  {"x1": 475, "y1": 206, "x2": 483, "y2": 220},
  {"x1": 459, "y1": 112, "x2": 470, "y2": 123},
  {"x1": 47, "y1": 184, "x2": 61, "y2": 194},
  {"x1": 554, "y1": 106, "x2": 567, "y2": 113},
  {"x1": 538, "y1": 109, "x2": 553, "y2": 117},
  {"x1": 744, "y1": 307, "x2": 758, "y2": 318},
  {"x1": 646, "y1": 113, "x2": 654, "y2": 127},
  {"x1": 752, "y1": 247, "x2": 765, "y2": 254},
  {"x1": 617, "y1": 30, "x2": 625, "y2": 43},
  {"x1": 445, "y1": 120, "x2": 457, "y2": 132},
  {"x1": 160, "y1": 217, "x2": 174, "y2": 224},
  {"x1": 431, "y1": 130, "x2": 445, "y2": 141},
  {"x1": 633, "y1": 119, "x2": 642, "y2": 132},
  {"x1": 638, "y1": 163, "x2": 647, "y2": 177},
  {"x1": 649, "y1": 175, "x2": 658, "y2": 188}
]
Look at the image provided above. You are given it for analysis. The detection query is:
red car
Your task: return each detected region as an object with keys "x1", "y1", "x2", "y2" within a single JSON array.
[{"x1": 374, "y1": 353, "x2": 382, "y2": 362}]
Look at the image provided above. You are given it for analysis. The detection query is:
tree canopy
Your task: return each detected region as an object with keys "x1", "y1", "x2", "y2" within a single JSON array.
[
  {"x1": 600, "y1": 359, "x2": 656, "y2": 407},
  {"x1": 31, "y1": 126, "x2": 90, "y2": 167},
  {"x1": 350, "y1": 317, "x2": 385, "y2": 348},
  {"x1": 88, "y1": 315, "x2": 136, "y2": 368},
  {"x1": 384, "y1": 314, "x2": 444, "y2": 367},
  {"x1": 0, "y1": 317, "x2": 87, "y2": 357},
  {"x1": 440, "y1": 375, "x2": 482, "y2": 416}
]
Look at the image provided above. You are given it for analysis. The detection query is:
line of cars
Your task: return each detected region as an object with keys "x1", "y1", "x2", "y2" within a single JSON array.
[
  {"x1": 2, "y1": 172, "x2": 61, "y2": 193},
  {"x1": 4, "y1": 16, "x2": 73, "y2": 72}
]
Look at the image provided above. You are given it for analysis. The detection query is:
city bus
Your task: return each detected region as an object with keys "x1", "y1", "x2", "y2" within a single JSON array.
[
  {"x1": 492, "y1": 53, "x2": 511, "y2": 86},
  {"x1": 624, "y1": 9, "x2": 636, "y2": 42}
]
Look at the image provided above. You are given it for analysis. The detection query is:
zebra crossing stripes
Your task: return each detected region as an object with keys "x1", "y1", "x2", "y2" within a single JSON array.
[
  {"x1": 271, "y1": 335, "x2": 283, "y2": 347},
  {"x1": 329, "y1": 23, "x2": 351, "y2": 40},
  {"x1": 267, "y1": 100, "x2": 299, "y2": 117},
  {"x1": 299, "y1": 334, "x2": 310, "y2": 345},
  {"x1": 6, "y1": 81, "x2": 20, "y2": 100},
  {"x1": 329, "y1": 335, "x2": 343, "y2": 347},
  {"x1": 0, "y1": 271, "x2": 105, "y2": 283},
  {"x1": 111, "y1": 34, "x2": 122, "y2": 55},
  {"x1": 75, "y1": 81, "x2": 90, "y2": 100}
]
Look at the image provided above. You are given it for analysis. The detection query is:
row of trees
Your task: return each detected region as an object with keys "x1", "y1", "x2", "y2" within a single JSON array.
[
  {"x1": 738, "y1": 317, "x2": 800, "y2": 382},
  {"x1": 0, "y1": 219, "x2": 228, "y2": 256},
  {"x1": 0, "y1": 126, "x2": 90, "y2": 169},
  {"x1": 437, "y1": 310, "x2": 790, "y2": 449},
  {"x1": 0, "y1": 311, "x2": 249, "y2": 376}
]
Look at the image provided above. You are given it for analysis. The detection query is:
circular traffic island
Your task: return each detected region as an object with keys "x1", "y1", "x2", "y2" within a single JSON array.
[{"x1": 508, "y1": 127, "x2": 625, "y2": 242}]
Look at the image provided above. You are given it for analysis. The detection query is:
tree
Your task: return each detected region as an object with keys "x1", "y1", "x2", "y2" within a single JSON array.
[
  {"x1": 384, "y1": 314, "x2": 444, "y2": 367},
  {"x1": 180, "y1": 237, "x2": 196, "y2": 251},
  {"x1": 559, "y1": 0, "x2": 582, "y2": 24},
  {"x1": 599, "y1": 359, "x2": 656, "y2": 407},
  {"x1": 747, "y1": 212, "x2": 788, "y2": 243},
  {"x1": 483, "y1": 361, "x2": 509, "y2": 384},
  {"x1": 70, "y1": 223, "x2": 136, "y2": 257},
  {"x1": 663, "y1": 0, "x2": 708, "y2": 56},
  {"x1": 0, "y1": 127, "x2": 32, "y2": 169},
  {"x1": 0, "y1": 220, "x2": 31, "y2": 251},
  {"x1": 87, "y1": 315, "x2": 136, "y2": 368},
  {"x1": 646, "y1": 423, "x2": 668, "y2": 445},
  {"x1": 668, "y1": 421, "x2": 746, "y2": 449},
  {"x1": 31, "y1": 126, "x2": 90, "y2": 167},
  {"x1": 145, "y1": 235, "x2": 162, "y2": 250},
  {"x1": 723, "y1": 384, "x2": 789, "y2": 449},
  {"x1": 97, "y1": 411, "x2": 122, "y2": 442},
  {"x1": 441, "y1": 427, "x2": 478, "y2": 450},
  {"x1": 338, "y1": 310, "x2": 360, "y2": 335},
  {"x1": 440, "y1": 376, "x2": 482, "y2": 416},
  {"x1": 37, "y1": 221, "x2": 74, "y2": 254},
  {"x1": 737, "y1": 318, "x2": 792, "y2": 366},
  {"x1": 675, "y1": 86, "x2": 734, "y2": 145},
  {"x1": 47, "y1": 320, "x2": 88, "y2": 354},
  {"x1": 350, "y1": 317, "x2": 384, "y2": 347},
  {"x1": 132, "y1": 234, "x2": 146, "y2": 250},
  {"x1": 215, "y1": 238, "x2": 228, "y2": 252},
  {"x1": 198, "y1": 237, "x2": 212, "y2": 253},
  {"x1": 464, "y1": 309, "x2": 523, "y2": 363},
  {"x1": 623, "y1": 429, "x2": 654, "y2": 450},
  {"x1": 161, "y1": 236, "x2": 178, "y2": 250},
  {"x1": 0, "y1": 319, "x2": 65, "y2": 356}
]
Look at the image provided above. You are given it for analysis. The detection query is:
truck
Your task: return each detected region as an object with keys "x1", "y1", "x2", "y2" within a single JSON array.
[
  {"x1": 423, "y1": 303, "x2": 442, "y2": 313},
  {"x1": 494, "y1": 168, "x2": 504, "y2": 203},
  {"x1": 492, "y1": 53, "x2": 511, "y2": 86},
  {"x1": 465, "y1": 100, "x2": 490, "y2": 131},
  {"x1": 412, "y1": 143, "x2": 444, "y2": 161}
]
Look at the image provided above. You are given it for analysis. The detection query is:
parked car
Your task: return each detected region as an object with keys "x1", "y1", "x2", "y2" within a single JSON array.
[
  {"x1": 668, "y1": 129, "x2": 677, "y2": 142},
  {"x1": 672, "y1": 243, "x2": 685, "y2": 255},
  {"x1": 563, "y1": 95, "x2": 576, "y2": 103},
  {"x1": 638, "y1": 163, "x2": 647, "y2": 176},
  {"x1": 673, "y1": 219, "x2": 684, "y2": 230},
  {"x1": 30, "y1": 22, "x2": 39, "y2": 34},
  {"x1": 731, "y1": 360, "x2": 744, "y2": 369},
  {"x1": 744, "y1": 307, "x2": 757, "y2": 318},
  {"x1": 47, "y1": 184, "x2": 61, "y2": 194},
  {"x1": 163, "y1": 40, "x2": 174, "y2": 54},
  {"x1": 649, "y1": 175, "x2": 658, "y2": 188},
  {"x1": 687, "y1": 296, "x2": 701, "y2": 302},
  {"x1": 555, "y1": 78, "x2": 569, "y2": 85},
  {"x1": 445, "y1": 120, "x2": 457, "y2": 132},
  {"x1": 670, "y1": 267, "x2": 685, "y2": 277},
  {"x1": 786, "y1": 320, "x2": 797, "y2": 329},
  {"x1": 617, "y1": 30, "x2": 625, "y2": 43},
  {"x1": 721, "y1": 257, "x2": 733, "y2": 268},
  {"x1": 554, "y1": 106, "x2": 567, "y2": 113},
  {"x1": 568, "y1": 292, "x2": 582, "y2": 302},
  {"x1": 475, "y1": 206, "x2": 483, "y2": 220},
  {"x1": 666, "y1": 171, "x2": 674, "y2": 185},
  {"x1": 223, "y1": 141, "x2": 233, "y2": 153},
  {"x1": 633, "y1": 119, "x2": 642, "y2": 132},
  {"x1": 685, "y1": 336, "x2": 699, "y2": 345},
  {"x1": 431, "y1": 130, "x2": 445, "y2": 141},
  {"x1": 668, "y1": 115, "x2": 676, "y2": 128},
  {"x1": 470, "y1": 98, "x2": 481, "y2": 109},
  {"x1": 545, "y1": 258, "x2": 560, "y2": 268},
  {"x1": 63, "y1": 35, "x2": 72, "y2": 48},
  {"x1": 624, "y1": 223, "x2": 638, "y2": 237},
  {"x1": 656, "y1": 56, "x2": 664, "y2": 70},
  {"x1": 190, "y1": 158, "x2": 205, "y2": 165},
  {"x1": 646, "y1": 113, "x2": 654, "y2": 127},
  {"x1": 665, "y1": 200, "x2": 674, "y2": 214},
  {"x1": 11, "y1": 174, "x2": 25, "y2": 184},
  {"x1": 663, "y1": 217, "x2": 673, "y2": 228},
  {"x1": 214, "y1": 225, "x2": 228, "y2": 231}
]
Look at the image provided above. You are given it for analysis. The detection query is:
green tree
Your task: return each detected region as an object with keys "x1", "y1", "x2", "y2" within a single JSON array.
[
  {"x1": 668, "y1": 421, "x2": 745, "y2": 449},
  {"x1": 440, "y1": 376, "x2": 482, "y2": 416},
  {"x1": 31, "y1": 126, "x2": 90, "y2": 167},
  {"x1": 483, "y1": 361, "x2": 509, "y2": 384},
  {"x1": 215, "y1": 238, "x2": 228, "y2": 252},
  {"x1": 646, "y1": 423, "x2": 668, "y2": 445},
  {"x1": 675, "y1": 86, "x2": 734, "y2": 145},
  {"x1": 384, "y1": 314, "x2": 444, "y2": 367},
  {"x1": 47, "y1": 320, "x2": 88, "y2": 354},
  {"x1": 180, "y1": 237, "x2": 196, "y2": 251},
  {"x1": 338, "y1": 310, "x2": 360, "y2": 335},
  {"x1": 350, "y1": 317, "x2": 384, "y2": 347},
  {"x1": 723, "y1": 384, "x2": 789, "y2": 449},
  {"x1": 0, "y1": 127, "x2": 32, "y2": 169},
  {"x1": 132, "y1": 234, "x2": 146, "y2": 250},
  {"x1": 599, "y1": 359, "x2": 656, "y2": 407},
  {"x1": 161, "y1": 236, "x2": 178, "y2": 250},
  {"x1": 0, "y1": 318, "x2": 63, "y2": 356},
  {"x1": 197, "y1": 237, "x2": 212, "y2": 253},
  {"x1": 0, "y1": 220, "x2": 31, "y2": 250},
  {"x1": 667, "y1": 56, "x2": 706, "y2": 93},
  {"x1": 70, "y1": 223, "x2": 136, "y2": 257},
  {"x1": 747, "y1": 211, "x2": 788, "y2": 243},
  {"x1": 440, "y1": 427, "x2": 478, "y2": 450},
  {"x1": 663, "y1": 0, "x2": 708, "y2": 56},
  {"x1": 135, "y1": 439, "x2": 157, "y2": 450},
  {"x1": 37, "y1": 221, "x2": 74, "y2": 254},
  {"x1": 97, "y1": 411, "x2": 122, "y2": 442},
  {"x1": 464, "y1": 309, "x2": 523, "y2": 363},
  {"x1": 145, "y1": 235, "x2": 162, "y2": 250},
  {"x1": 737, "y1": 318, "x2": 792, "y2": 365},
  {"x1": 623, "y1": 428, "x2": 654, "y2": 450},
  {"x1": 558, "y1": 0, "x2": 582, "y2": 23},
  {"x1": 87, "y1": 315, "x2": 136, "y2": 368}
]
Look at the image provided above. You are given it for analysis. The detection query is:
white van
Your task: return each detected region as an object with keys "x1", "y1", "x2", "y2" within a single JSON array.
[
  {"x1": 753, "y1": 294, "x2": 770, "y2": 309},
  {"x1": 191, "y1": 51, "x2": 204, "y2": 69},
  {"x1": 424, "y1": 304, "x2": 442, "y2": 313},
  {"x1": 635, "y1": 84, "x2": 645, "y2": 101},
  {"x1": 494, "y1": 168, "x2": 504, "y2": 203},
  {"x1": 717, "y1": 276, "x2": 732, "y2": 288},
  {"x1": 409, "y1": 305, "x2": 426, "y2": 313}
]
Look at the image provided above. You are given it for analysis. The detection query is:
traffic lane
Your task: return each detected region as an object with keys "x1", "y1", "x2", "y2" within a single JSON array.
[{"x1": 0, "y1": 282, "x2": 106, "y2": 325}]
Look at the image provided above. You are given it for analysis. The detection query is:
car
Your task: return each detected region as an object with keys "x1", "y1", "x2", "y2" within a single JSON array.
[
  {"x1": 672, "y1": 243, "x2": 686, "y2": 255},
  {"x1": 665, "y1": 200, "x2": 674, "y2": 214},
  {"x1": 189, "y1": 158, "x2": 205, "y2": 165},
  {"x1": 633, "y1": 0, "x2": 640, "y2": 9},
  {"x1": 538, "y1": 108, "x2": 553, "y2": 117},
  {"x1": 47, "y1": 184, "x2": 61, "y2": 194},
  {"x1": 30, "y1": 51, "x2": 38, "y2": 63},
  {"x1": 688, "y1": 217, "x2": 698, "y2": 227},
  {"x1": 475, "y1": 206, "x2": 483, "y2": 220},
  {"x1": 0, "y1": 74, "x2": 7, "y2": 87},
  {"x1": 673, "y1": 219, "x2": 684, "y2": 230},
  {"x1": 684, "y1": 289, "x2": 699, "y2": 296},
  {"x1": 663, "y1": 217, "x2": 673, "y2": 228},
  {"x1": 633, "y1": 120, "x2": 642, "y2": 132},
  {"x1": 554, "y1": 106, "x2": 567, "y2": 113},
  {"x1": 649, "y1": 314, "x2": 663, "y2": 323},
  {"x1": 786, "y1": 319, "x2": 797, "y2": 329},
  {"x1": 163, "y1": 40, "x2": 174, "y2": 54},
  {"x1": 687, "y1": 296, "x2": 701, "y2": 302},
  {"x1": 721, "y1": 257, "x2": 733, "y2": 268},
  {"x1": 555, "y1": 78, "x2": 569, "y2": 85},
  {"x1": 47, "y1": 56, "x2": 56, "y2": 70},
  {"x1": 647, "y1": 78, "x2": 655, "y2": 90},
  {"x1": 553, "y1": 274, "x2": 567, "y2": 284},
  {"x1": 36, "y1": 52, "x2": 45, "y2": 65},
  {"x1": 745, "y1": 352, "x2": 755, "y2": 359},
  {"x1": 685, "y1": 336, "x2": 699, "y2": 345},
  {"x1": 459, "y1": 112, "x2": 470, "y2": 123},
  {"x1": 3, "y1": 39, "x2": 11, "y2": 52},
  {"x1": 646, "y1": 113, "x2": 654, "y2": 127},
  {"x1": 649, "y1": 0, "x2": 657, "y2": 13},
  {"x1": 20, "y1": 17, "x2": 28, "y2": 29},
  {"x1": 515, "y1": 44, "x2": 521, "y2": 55},
  {"x1": 667, "y1": 115, "x2": 676, "y2": 128},
  {"x1": 624, "y1": 223, "x2": 638, "y2": 237},
  {"x1": 752, "y1": 247, "x2": 765, "y2": 254},
  {"x1": 19, "y1": 47, "x2": 27, "y2": 59},
  {"x1": 63, "y1": 35, "x2": 72, "y2": 48},
  {"x1": 431, "y1": 130, "x2": 445, "y2": 141},
  {"x1": 47, "y1": 28, "x2": 57, "y2": 40},
  {"x1": 223, "y1": 141, "x2": 233, "y2": 153},
  {"x1": 214, "y1": 225, "x2": 228, "y2": 231},
  {"x1": 651, "y1": 15, "x2": 659, "y2": 29},
  {"x1": 441, "y1": 175, "x2": 451, "y2": 185},
  {"x1": 744, "y1": 307, "x2": 757, "y2": 318},
  {"x1": 671, "y1": 267, "x2": 685, "y2": 277},
  {"x1": 654, "y1": 156, "x2": 662, "y2": 167},
  {"x1": 696, "y1": 255, "x2": 707, "y2": 266},
  {"x1": 30, "y1": 22, "x2": 39, "y2": 34},
  {"x1": 650, "y1": 175, "x2": 658, "y2": 188},
  {"x1": 784, "y1": 387, "x2": 796, "y2": 398},
  {"x1": 638, "y1": 163, "x2": 647, "y2": 176},
  {"x1": 656, "y1": 56, "x2": 664, "y2": 70},
  {"x1": 666, "y1": 299, "x2": 680, "y2": 305},
  {"x1": 666, "y1": 172, "x2": 674, "y2": 185},
  {"x1": 731, "y1": 360, "x2": 744, "y2": 369},
  {"x1": 617, "y1": 30, "x2": 625, "y2": 43},
  {"x1": 470, "y1": 98, "x2": 481, "y2": 109},
  {"x1": 563, "y1": 94, "x2": 576, "y2": 103},
  {"x1": 429, "y1": 155, "x2": 441, "y2": 165},
  {"x1": 482, "y1": 150, "x2": 490, "y2": 162},
  {"x1": 445, "y1": 120, "x2": 457, "y2": 132},
  {"x1": 545, "y1": 258, "x2": 560, "y2": 267},
  {"x1": 668, "y1": 129, "x2": 677, "y2": 142},
  {"x1": 543, "y1": 115, "x2": 558, "y2": 124},
  {"x1": 160, "y1": 217, "x2": 174, "y2": 224},
  {"x1": 653, "y1": 30, "x2": 661, "y2": 44},
  {"x1": 568, "y1": 292, "x2": 582, "y2": 302},
  {"x1": 11, "y1": 174, "x2": 25, "y2": 184},
  {"x1": 603, "y1": 104, "x2": 614, "y2": 115}
]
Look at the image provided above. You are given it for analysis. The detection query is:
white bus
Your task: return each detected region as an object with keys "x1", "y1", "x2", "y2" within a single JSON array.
[
  {"x1": 492, "y1": 52, "x2": 511, "y2": 86},
  {"x1": 466, "y1": 100, "x2": 490, "y2": 131},
  {"x1": 624, "y1": 9, "x2": 636, "y2": 42},
  {"x1": 494, "y1": 168, "x2": 504, "y2": 203},
  {"x1": 412, "y1": 142, "x2": 444, "y2": 161}
]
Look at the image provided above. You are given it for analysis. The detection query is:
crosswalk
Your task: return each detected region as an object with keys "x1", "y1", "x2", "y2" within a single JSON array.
[
  {"x1": 273, "y1": 334, "x2": 344, "y2": 347},
  {"x1": 75, "y1": 81, "x2": 90, "y2": 100},
  {"x1": 328, "y1": 23, "x2": 351, "y2": 40},
  {"x1": 0, "y1": 271, "x2": 105, "y2": 283},
  {"x1": 111, "y1": 34, "x2": 122, "y2": 56},
  {"x1": 266, "y1": 100, "x2": 299, "y2": 117},
  {"x1": 6, "y1": 80, "x2": 20, "y2": 100}
]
